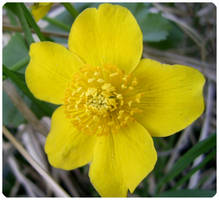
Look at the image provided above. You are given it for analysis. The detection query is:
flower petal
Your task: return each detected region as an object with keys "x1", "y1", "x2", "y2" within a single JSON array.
[
  {"x1": 32, "y1": 3, "x2": 53, "y2": 22},
  {"x1": 89, "y1": 121, "x2": 157, "y2": 197},
  {"x1": 45, "y1": 106, "x2": 97, "y2": 170},
  {"x1": 68, "y1": 3, "x2": 142, "y2": 73},
  {"x1": 25, "y1": 42, "x2": 83, "y2": 104},
  {"x1": 89, "y1": 133, "x2": 127, "y2": 197},
  {"x1": 133, "y1": 58, "x2": 205, "y2": 137}
]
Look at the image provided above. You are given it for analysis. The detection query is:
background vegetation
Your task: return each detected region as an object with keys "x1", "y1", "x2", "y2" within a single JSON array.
[{"x1": 2, "y1": 2, "x2": 216, "y2": 197}]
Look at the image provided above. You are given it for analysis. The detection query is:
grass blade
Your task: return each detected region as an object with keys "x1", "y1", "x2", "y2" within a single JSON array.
[
  {"x1": 61, "y1": 3, "x2": 78, "y2": 19},
  {"x1": 16, "y1": 4, "x2": 34, "y2": 45},
  {"x1": 19, "y1": 3, "x2": 49, "y2": 41},
  {"x1": 43, "y1": 16, "x2": 71, "y2": 32},
  {"x1": 156, "y1": 133, "x2": 216, "y2": 193},
  {"x1": 155, "y1": 189, "x2": 216, "y2": 197},
  {"x1": 173, "y1": 149, "x2": 216, "y2": 189}
]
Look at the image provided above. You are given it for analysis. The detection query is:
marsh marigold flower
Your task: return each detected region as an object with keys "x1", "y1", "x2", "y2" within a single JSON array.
[
  {"x1": 31, "y1": 3, "x2": 53, "y2": 22},
  {"x1": 25, "y1": 3, "x2": 205, "y2": 197}
]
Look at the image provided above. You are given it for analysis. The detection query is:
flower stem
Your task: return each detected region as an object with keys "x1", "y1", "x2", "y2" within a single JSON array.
[
  {"x1": 19, "y1": 3, "x2": 48, "y2": 41},
  {"x1": 43, "y1": 16, "x2": 71, "y2": 32},
  {"x1": 61, "y1": 3, "x2": 78, "y2": 19},
  {"x1": 16, "y1": 4, "x2": 34, "y2": 45}
]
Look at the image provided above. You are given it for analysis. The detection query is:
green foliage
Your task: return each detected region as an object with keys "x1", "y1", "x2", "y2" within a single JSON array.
[
  {"x1": 155, "y1": 189, "x2": 216, "y2": 197},
  {"x1": 3, "y1": 90, "x2": 28, "y2": 127},
  {"x1": 156, "y1": 133, "x2": 216, "y2": 193},
  {"x1": 119, "y1": 3, "x2": 180, "y2": 43},
  {"x1": 3, "y1": 33, "x2": 29, "y2": 127},
  {"x1": 3, "y1": 33, "x2": 28, "y2": 70},
  {"x1": 19, "y1": 3, "x2": 48, "y2": 41},
  {"x1": 173, "y1": 149, "x2": 216, "y2": 190}
]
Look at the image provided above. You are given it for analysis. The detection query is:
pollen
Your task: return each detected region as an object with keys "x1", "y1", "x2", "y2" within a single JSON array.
[{"x1": 64, "y1": 65, "x2": 143, "y2": 136}]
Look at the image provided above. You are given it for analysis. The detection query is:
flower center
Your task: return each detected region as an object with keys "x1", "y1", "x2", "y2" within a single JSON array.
[
  {"x1": 64, "y1": 65, "x2": 143, "y2": 136},
  {"x1": 86, "y1": 84, "x2": 118, "y2": 114}
]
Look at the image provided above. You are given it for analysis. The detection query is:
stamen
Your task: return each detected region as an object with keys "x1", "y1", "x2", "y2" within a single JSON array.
[
  {"x1": 110, "y1": 72, "x2": 119, "y2": 77},
  {"x1": 88, "y1": 78, "x2": 95, "y2": 83},
  {"x1": 64, "y1": 65, "x2": 141, "y2": 136},
  {"x1": 121, "y1": 84, "x2": 127, "y2": 89},
  {"x1": 97, "y1": 78, "x2": 104, "y2": 83}
]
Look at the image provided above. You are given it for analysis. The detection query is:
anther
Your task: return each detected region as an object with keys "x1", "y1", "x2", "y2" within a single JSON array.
[
  {"x1": 122, "y1": 75, "x2": 128, "y2": 82},
  {"x1": 116, "y1": 94, "x2": 123, "y2": 99},
  {"x1": 94, "y1": 72, "x2": 99, "y2": 76},
  {"x1": 121, "y1": 84, "x2": 127, "y2": 89},
  {"x1": 128, "y1": 101, "x2": 133, "y2": 107},
  {"x1": 131, "y1": 78, "x2": 138, "y2": 86},
  {"x1": 97, "y1": 78, "x2": 104, "y2": 83},
  {"x1": 88, "y1": 78, "x2": 95, "y2": 83},
  {"x1": 135, "y1": 93, "x2": 143, "y2": 103},
  {"x1": 76, "y1": 87, "x2": 82, "y2": 92},
  {"x1": 110, "y1": 72, "x2": 119, "y2": 77},
  {"x1": 128, "y1": 86, "x2": 134, "y2": 90}
]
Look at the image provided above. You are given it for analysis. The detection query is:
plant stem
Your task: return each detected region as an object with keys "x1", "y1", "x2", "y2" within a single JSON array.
[
  {"x1": 16, "y1": 4, "x2": 34, "y2": 45},
  {"x1": 20, "y1": 3, "x2": 48, "y2": 41},
  {"x1": 61, "y1": 3, "x2": 78, "y2": 19},
  {"x1": 43, "y1": 16, "x2": 71, "y2": 32}
]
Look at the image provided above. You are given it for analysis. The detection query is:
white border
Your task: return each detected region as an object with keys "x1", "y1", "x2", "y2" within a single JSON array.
[{"x1": 1, "y1": 1, "x2": 218, "y2": 200}]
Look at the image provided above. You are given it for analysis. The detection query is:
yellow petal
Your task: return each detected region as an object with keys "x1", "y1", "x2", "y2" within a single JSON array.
[
  {"x1": 68, "y1": 3, "x2": 142, "y2": 73},
  {"x1": 89, "y1": 134, "x2": 127, "y2": 197},
  {"x1": 25, "y1": 42, "x2": 83, "y2": 104},
  {"x1": 133, "y1": 58, "x2": 205, "y2": 137},
  {"x1": 45, "y1": 106, "x2": 97, "y2": 170},
  {"x1": 32, "y1": 3, "x2": 53, "y2": 22},
  {"x1": 89, "y1": 122, "x2": 157, "y2": 197}
]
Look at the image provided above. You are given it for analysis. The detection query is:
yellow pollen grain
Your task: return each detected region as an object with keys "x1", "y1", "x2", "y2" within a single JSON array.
[
  {"x1": 76, "y1": 87, "x2": 82, "y2": 92},
  {"x1": 121, "y1": 84, "x2": 127, "y2": 89},
  {"x1": 122, "y1": 75, "x2": 128, "y2": 81},
  {"x1": 88, "y1": 78, "x2": 95, "y2": 83},
  {"x1": 131, "y1": 78, "x2": 138, "y2": 86},
  {"x1": 117, "y1": 94, "x2": 123, "y2": 99},
  {"x1": 128, "y1": 100, "x2": 133, "y2": 107},
  {"x1": 110, "y1": 72, "x2": 119, "y2": 77},
  {"x1": 94, "y1": 72, "x2": 99, "y2": 76},
  {"x1": 97, "y1": 78, "x2": 104, "y2": 83},
  {"x1": 128, "y1": 86, "x2": 134, "y2": 90}
]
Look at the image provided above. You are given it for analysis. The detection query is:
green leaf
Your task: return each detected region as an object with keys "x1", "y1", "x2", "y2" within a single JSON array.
[
  {"x1": 155, "y1": 189, "x2": 216, "y2": 197},
  {"x1": 3, "y1": 90, "x2": 27, "y2": 127},
  {"x1": 119, "y1": 3, "x2": 172, "y2": 42},
  {"x1": 3, "y1": 33, "x2": 28, "y2": 70},
  {"x1": 147, "y1": 22, "x2": 183, "y2": 49},
  {"x1": 140, "y1": 13, "x2": 172, "y2": 42},
  {"x1": 4, "y1": 6, "x2": 18, "y2": 26},
  {"x1": 156, "y1": 133, "x2": 216, "y2": 193}
]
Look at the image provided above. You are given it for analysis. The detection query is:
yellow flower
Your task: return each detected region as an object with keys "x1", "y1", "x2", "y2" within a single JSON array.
[
  {"x1": 31, "y1": 3, "x2": 53, "y2": 22},
  {"x1": 25, "y1": 4, "x2": 205, "y2": 197}
]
